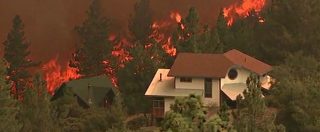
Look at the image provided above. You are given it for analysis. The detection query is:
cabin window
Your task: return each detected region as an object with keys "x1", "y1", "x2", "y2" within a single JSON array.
[
  {"x1": 205, "y1": 78, "x2": 212, "y2": 98},
  {"x1": 228, "y1": 68, "x2": 238, "y2": 80},
  {"x1": 180, "y1": 77, "x2": 192, "y2": 82},
  {"x1": 152, "y1": 99, "x2": 164, "y2": 118},
  {"x1": 153, "y1": 99, "x2": 164, "y2": 108}
]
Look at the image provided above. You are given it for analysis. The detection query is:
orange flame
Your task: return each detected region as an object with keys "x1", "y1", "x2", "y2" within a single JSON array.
[
  {"x1": 162, "y1": 37, "x2": 176, "y2": 56},
  {"x1": 170, "y1": 11, "x2": 185, "y2": 30},
  {"x1": 170, "y1": 11, "x2": 182, "y2": 23},
  {"x1": 42, "y1": 57, "x2": 80, "y2": 94},
  {"x1": 223, "y1": 0, "x2": 266, "y2": 26}
]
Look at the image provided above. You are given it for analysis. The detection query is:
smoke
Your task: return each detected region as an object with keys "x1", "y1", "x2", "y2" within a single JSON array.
[{"x1": 0, "y1": 0, "x2": 234, "y2": 68}]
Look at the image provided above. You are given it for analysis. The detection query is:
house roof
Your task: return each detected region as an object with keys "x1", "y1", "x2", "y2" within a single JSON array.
[
  {"x1": 224, "y1": 49, "x2": 272, "y2": 75},
  {"x1": 167, "y1": 53, "x2": 234, "y2": 78},
  {"x1": 168, "y1": 49, "x2": 272, "y2": 78},
  {"x1": 145, "y1": 69, "x2": 203, "y2": 97},
  {"x1": 52, "y1": 74, "x2": 116, "y2": 107}
]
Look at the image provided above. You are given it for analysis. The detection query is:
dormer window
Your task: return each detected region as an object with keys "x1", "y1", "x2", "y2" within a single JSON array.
[
  {"x1": 180, "y1": 77, "x2": 192, "y2": 82},
  {"x1": 228, "y1": 68, "x2": 238, "y2": 80}
]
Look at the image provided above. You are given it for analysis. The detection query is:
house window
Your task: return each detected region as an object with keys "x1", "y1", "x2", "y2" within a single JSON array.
[
  {"x1": 152, "y1": 99, "x2": 164, "y2": 118},
  {"x1": 228, "y1": 68, "x2": 238, "y2": 80},
  {"x1": 205, "y1": 78, "x2": 212, "y2": 98},
  {"x1": 180, "y1": 77, "x2": 192, "y2": 82},
  {"x1": 153, "y1": 100, "x2": 164, "y2": 108}
]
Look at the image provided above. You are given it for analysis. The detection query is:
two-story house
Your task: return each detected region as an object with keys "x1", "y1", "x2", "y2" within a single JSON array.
[{"x1": 145, "y1": 49, "x2": 272, "y2": 118}]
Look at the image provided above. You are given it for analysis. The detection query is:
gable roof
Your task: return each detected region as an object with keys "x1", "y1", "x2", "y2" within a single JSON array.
[
  {"x1": 52, "y1": 74, "x2": 116, "y2": 107},
  {"x1": 224, "y1": 49, "x2": 272, "y2": 75},
  {"x1": 168, "y1": 49, "x2": 272, "y2": 78},
  {"x1": 167, "y1": 53, "x2": 234, "y2": 78}
]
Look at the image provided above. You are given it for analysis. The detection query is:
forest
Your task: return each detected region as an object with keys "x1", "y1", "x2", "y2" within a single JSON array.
[{"x1": 1, "y1": 0, "x2": 320, "y2": 131}]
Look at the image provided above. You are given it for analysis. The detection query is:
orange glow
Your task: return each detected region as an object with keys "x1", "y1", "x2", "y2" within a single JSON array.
[
  {"x1": 42, "y1": 57, "x2": 80, "y2": 94},
  {"x1": 223, "y1": 0, "x2": 266, "y2": 26},
  {"x1": 170, "y1": 11, "x2": 185, "y2": 30},
  {"x1": 151, "y1": 21, "x2": 177, "y2": 56},
  {"x1": 102, "y1": 60, "x2": 118, "y2": 87},
  {"x1": 162, "y1": 37, "x2": 176, "y2": 56},
  {"x1": 111, "y1": 37, "x2": 132, "y2": 66},
  {"x1": 170, "y1": 11, "x2": 182, "y2": 23}
]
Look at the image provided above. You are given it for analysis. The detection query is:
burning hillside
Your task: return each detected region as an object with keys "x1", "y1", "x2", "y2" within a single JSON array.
[
  {"x1": 40, "y1": 0, "x2": 268, "y2": 94},
  {"x1": 223, "y1": 0, "x2": 266, "y2": 26}
]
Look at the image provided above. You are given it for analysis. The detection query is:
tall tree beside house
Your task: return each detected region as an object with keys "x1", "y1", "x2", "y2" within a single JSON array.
[
  {"x1": 19, "y1": 74, "x2": 57, "y2": 131},
  {"x1": 172, "y1": 7, "x2": 223, "y2": 54},
  {"x1": 3, "y1": 15, "x2": 38, "y2": 99},
  {"x1": 0, "y1": 59, "x2": 21, "y2": 131},
  {"x1": 69, "y1": 0, "x2": 112, "y2": 77},
  {"x1": 128, "y1": 0, "x2": 153, "y2": 44},
  {"x1": 216, "y1": 9, "x2": 231, "y2": 50},
  {"x1": 172, "y1": 7, "x2": 200, "y2": 53},
  {"x1": 233, "y1": 74, "x2": 285, "y2": 132},
  {"x1": 117, "y1": 43, "x2": 163, "y2": 114},
  {"x1": 270, "y1": 52, "x2": 320, "y2": 131}
]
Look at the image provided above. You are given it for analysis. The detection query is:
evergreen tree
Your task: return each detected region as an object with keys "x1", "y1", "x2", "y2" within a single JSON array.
[
  {"x1": 105, "y1": 93, "x2": 127, "y2": 131},
  {"x1": 3, "y1": 15, "x2": 38, "y2": 99},
  {"x1": 161, "y1": 94, "x2": 206, "y2": 131},
  {"x1": 69, "y1": 0, "x2": 112, "y2": 77},
  {"x1": 19, "y1": 74, "x2": 57, "y2": 131},
  {"x1": 173, "y1": 7, "x2": 223, "y2": 54},
  {"x1": 233, "y1": 74, "x2": 284, "y2": 132},
  {"x1": 271, "y1": 52, "x2": 320, "y2": 131},
  {"x1": 117, "y1": 43, "x2": 163, "y2": 114},
  {"x1": 204, "y1": 115, "x2": 234, "y2": 132},
  {"x1": 128, "y1": 0, "x2": 153, "y2": 44},
  {"x1": 0, "y1": 59, "x2": 21, "y2": 131}
]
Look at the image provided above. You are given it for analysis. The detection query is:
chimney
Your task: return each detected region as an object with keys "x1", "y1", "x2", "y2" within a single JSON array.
[
  {"x1": 160, "y1": 73, "x2": 162, "y2": 81},
  {"x1": 88, "y1": 83, "x2": 92, "y2": 105}
]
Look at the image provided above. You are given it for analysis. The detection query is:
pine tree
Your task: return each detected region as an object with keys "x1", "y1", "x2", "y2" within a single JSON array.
[
  {"x1": 128, "y1": 0, "x2": 153, "y2": 44},
  {"x1": 271, "y1": 52, "x2": 320, "y2": 131},
  {"x1": 3, "y1": 15, "x2": 38, "y2": 99},
  {"x1": 105, "y1": 92, "x2": 127, "y2": 131},
  {"x1": 233, "y1": 74, "x2": 284, "y2": 132},
  {"x1": 173, "y1": 7, "x2": 223, "y2": 54},
  {"x1": 117, "y1": 43, "x2": 162, "y2": 114},
  {"x1": 161, "y1": 94, "x2": 206, "y2": 131},
  {"x1": 69, "y1": 0, "x2": 112, "y2": 77},
  {"x1": 19, "y1": 74, "x2": 57, "y2": 131},
  {"x1": 0, "y1": 59, "x2": 21, "y2": 131}
]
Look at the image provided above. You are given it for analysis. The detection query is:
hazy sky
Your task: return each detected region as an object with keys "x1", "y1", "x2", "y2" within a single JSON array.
[{"x1": 0, "y1": 0, "x2": 234, "y2": 66}]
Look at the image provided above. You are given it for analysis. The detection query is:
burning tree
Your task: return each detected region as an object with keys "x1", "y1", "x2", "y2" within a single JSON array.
[
  {"x1": 69, "y1": 0, "x2": 113, "y2": 77},
  {"x1": 3, "y1": 15, "x2": 39, "y2": 99}
]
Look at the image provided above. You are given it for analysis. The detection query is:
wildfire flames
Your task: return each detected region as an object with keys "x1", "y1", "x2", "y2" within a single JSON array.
[
  {"x1": 223, "y1": 0, "x2": 266, "y2": 26},
  {"x1": 42, "y1": 58, "x2": 80, "y2": 94},
  {"x1": 41, "y1": 11, "x2": 185, "y2": 93}
]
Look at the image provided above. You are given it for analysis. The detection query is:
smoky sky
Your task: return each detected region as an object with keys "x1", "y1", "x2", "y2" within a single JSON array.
[{"x1": 0, "y1": 0, "x2": 234, "y2": 67}]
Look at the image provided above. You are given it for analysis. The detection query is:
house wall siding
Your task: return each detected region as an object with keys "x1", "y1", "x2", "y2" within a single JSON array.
[
  {"x1": 221, "y1": 68, "x2": 251, "y2": 86},
  {"x1": 175, "y1": 77, "x2": 204, "y2": 89}
]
